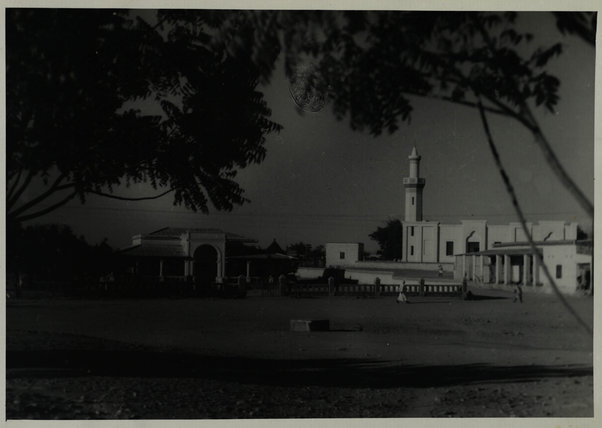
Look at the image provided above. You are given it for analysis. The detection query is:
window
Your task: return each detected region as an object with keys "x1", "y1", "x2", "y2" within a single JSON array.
[
  {"x1": 339, "y1": 252, "x2": 345, "y2": 260},
  {"x1": 466, "y1": 242, "x2": 480, "y2": 253},
  {"x1": 446, "y1": 241, "x2": 454, "y2": 256},
  {"x1": 410, "y1": 226, "x2": 414, "y2": 236},
  {"x1": 410, "y1": 246, "x2": 414, "y2": 256},
  {"x1": 411, "y1": 196, "x2": 415, "y2": 205},
  {"x1": 556, "y1": 265, "x2": 562, "y2": 278}
]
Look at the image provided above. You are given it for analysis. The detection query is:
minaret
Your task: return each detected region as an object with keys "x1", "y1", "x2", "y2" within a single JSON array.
[{"x1": 403, "y1": 146, "x2": 426, "y2": 222}]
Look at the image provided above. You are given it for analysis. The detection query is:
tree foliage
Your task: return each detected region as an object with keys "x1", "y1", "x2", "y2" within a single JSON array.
[
  {"x1": 286, "y1": 242, "x2": 325, "y2": 262},
  {"x1": 369, "y1": 219, "x2": 403, "y2": 260},
  {"x1": 7, "y1": 224, "x2": 115, "y2": 281},
  {"x1": 224, "y1": 10, "x2": 595, "y2": 217},
  {"x1": 6, "y1": 9, "x2": 281, "y2": 224},
  {"x1": 7, "y1": 10, "x2": 595, "y2": 226}
]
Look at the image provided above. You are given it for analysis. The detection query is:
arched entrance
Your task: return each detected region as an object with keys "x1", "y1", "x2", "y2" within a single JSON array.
[{"x1": 193, "y1": 245, "x2": 218, "y2": 285}]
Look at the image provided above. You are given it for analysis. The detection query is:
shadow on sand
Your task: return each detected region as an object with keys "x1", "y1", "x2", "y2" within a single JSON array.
[
  {"x1": 466, "y1": 293, "x2": 509, "y2": 301},
  {"x1": 7, "y1": 347, "x2": 591, "y2": 389}
]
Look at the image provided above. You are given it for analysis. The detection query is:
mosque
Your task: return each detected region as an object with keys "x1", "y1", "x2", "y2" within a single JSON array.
[{"x1": 324, "y1": 147, "x2": 592, "y2": 294}]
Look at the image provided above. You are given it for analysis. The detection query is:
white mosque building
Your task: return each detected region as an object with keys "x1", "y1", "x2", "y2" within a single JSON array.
[{"x1": 324, "y1": 147, "x2": 592, "y2": 294}]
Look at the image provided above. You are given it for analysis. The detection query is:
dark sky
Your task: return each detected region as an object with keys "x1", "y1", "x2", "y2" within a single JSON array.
[{"x1": 28, "y1": 11, "x2": 595, "y2": 253}]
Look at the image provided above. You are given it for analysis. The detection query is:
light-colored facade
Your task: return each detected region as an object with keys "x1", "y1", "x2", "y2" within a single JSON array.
[
  {"x1": 402, "y1": 219, "x2": 578, "y2": 265},
  {"x1": 324, "y1": 147, "x2": 591, "y2": 294},
  {"x1": 400, "y1": 148, "x2": 579, "y2": 264},
  {"x1": 455, "y1": 240, "x2": 593, "y2": 294},
  {"x1": 325, "y1": 242, "x2": 364, "y2": 268},
  {"x1": 401, "y1": 146, "x2": 591, "y2": 293}
]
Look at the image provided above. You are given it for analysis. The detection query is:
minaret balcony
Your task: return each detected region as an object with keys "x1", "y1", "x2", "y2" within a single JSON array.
[{"x1": 403, "y1": 177, "x2": 425, "y2": 186}]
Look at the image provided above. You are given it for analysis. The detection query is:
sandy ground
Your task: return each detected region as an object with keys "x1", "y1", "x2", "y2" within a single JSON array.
[{"x1": 5, "y1": 288, "x2": 593, "y2": 419}]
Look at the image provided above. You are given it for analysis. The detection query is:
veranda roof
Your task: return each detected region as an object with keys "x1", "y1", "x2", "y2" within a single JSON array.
[{"x1": 119, "y1": 245, "x2": 187, "y2": 258}]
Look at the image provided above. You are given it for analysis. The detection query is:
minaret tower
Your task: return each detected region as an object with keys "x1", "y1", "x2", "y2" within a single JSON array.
[{"x1": 403, "y1": 146, "x2": 426, "y2": 222}]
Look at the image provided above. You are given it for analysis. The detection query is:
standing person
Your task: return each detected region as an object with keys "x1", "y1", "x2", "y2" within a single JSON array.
[
  {"x1": 513, "y1": 285, "x2": 523, "y2": 303},
  {"x1": 328, "y1": 276, "x2": 336, "y2": 296}
]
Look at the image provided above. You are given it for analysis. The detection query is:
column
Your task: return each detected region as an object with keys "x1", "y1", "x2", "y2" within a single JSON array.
[
  {"x1": 472, "y1": 254, "x2": 476, "y2": 280},
  {"x1": 504, "y1": 254, "x2": 511, "y2": 284},
  {"x1": 495, "y1": 255, "x2": 501, "y2": 284},
  {"x1": 533, "y1": 254, "x2": 540, "y2": 285},
  {"x1": 403, "y1": 227, "x2": 408, "y2": 262},
  {"x1": 216, "y1": 253, "x2": 223, "y2": 284},
  {"x1": 246, "y1": 261, "x2": 251, "y2": 282},
  {"x1": 480, "y1": 255, "x2": 485, "y2": 281},
  {"x1": 462, "y1": 254, "x2": 466, "y2": 278},
  {"x1": 159, "y1": 259, "x2": 164, "y2": 280},
  {"x1": 522, "y1": 254, "x2": 529, "y2": 285},
  {"x1": 419, "y1": 226, "x2": 424, "y2": 263}
]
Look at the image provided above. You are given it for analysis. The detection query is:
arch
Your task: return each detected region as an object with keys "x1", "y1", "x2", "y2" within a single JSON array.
[{"x1": 193, "y1": 244, "x2": 219, "y2": 285}]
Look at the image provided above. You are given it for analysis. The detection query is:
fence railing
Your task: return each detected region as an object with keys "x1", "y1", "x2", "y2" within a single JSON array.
[{"x1": 288, "y1": 282, "x2": 463, "y2": 298}]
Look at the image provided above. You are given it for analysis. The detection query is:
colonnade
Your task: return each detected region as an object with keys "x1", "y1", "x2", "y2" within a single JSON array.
[{"x1": 461, "y1": 253, "x2": 540, "y2": 286}]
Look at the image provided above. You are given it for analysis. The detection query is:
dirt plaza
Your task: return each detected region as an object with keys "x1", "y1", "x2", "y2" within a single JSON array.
[{"x1": 6, "y1": 289, "x2": 593, "y2": 419}]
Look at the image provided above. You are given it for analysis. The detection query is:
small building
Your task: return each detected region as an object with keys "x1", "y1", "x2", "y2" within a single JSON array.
[{"x1": 325, "y1": 242, "x2": 364, "y2": 267}]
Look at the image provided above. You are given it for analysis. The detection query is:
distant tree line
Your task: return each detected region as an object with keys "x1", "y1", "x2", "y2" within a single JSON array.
[
  {"x1": 286, "y1": 242, "x2": 325, "y2": 267},
  {"x1": 7, "y1": 224, "x2": 115, "y2": 286}
]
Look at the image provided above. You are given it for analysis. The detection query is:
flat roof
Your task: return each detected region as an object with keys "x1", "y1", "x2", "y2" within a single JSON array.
[
  {"x1": 460, "y1": 248, "x2": 534, "y2": 256},
  {"x1": 143, "y1": 227, "x2": 256, "y2": 242},
  {"x1": 120, "y1": 245, "x2": 186, "y2": 258}
]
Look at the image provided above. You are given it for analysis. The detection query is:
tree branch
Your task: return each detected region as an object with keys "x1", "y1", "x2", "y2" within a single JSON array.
[
  {"x1": 520, "y1": 103, "x2": 594, "y2": 219},
  {"x1": 7, "y1": 170, "x2": 35, "y2": 210},
  {"x1": 12, "y1": 190, "x2": 78, "y2": 223},
  {"x1": 475, "y1": 21, "x2": 593, "y2": 219},
  {"x1": 7, "y1": 167, "x2": 23, "y2": 202},
  {"x1": 9, "y1": 173, "x2": 70, "y2": 218},
  {"x1": 88, "y1": 187, "x2": 174, "y2": 201},
  {"x1": 476, "y1": 94, "x2": 592, "y2": 337},
  {"x1": 404, "y1": 89, "x2": 510, "y2": 117}
]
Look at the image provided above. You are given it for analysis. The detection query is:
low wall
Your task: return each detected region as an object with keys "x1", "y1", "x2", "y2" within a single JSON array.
[
  {"x1": 345, "y1": 269, "x2": 397, "y2": 285},
  {"x1": 296, "y1": 267, "x2": 324, "y2": 279},
  {"x1": 289, "y1": 282, "x2": 463, "y2": 297},
  {"x1": 350, "y1": 261, "x2": 454, "y2": 271}
]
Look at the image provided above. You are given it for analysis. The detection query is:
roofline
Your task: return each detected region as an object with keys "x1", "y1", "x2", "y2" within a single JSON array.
[{"x1": 493, "y1": 239, "x2": 592, "y2": 248}]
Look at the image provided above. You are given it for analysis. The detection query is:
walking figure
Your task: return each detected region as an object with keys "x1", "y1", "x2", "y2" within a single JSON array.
[
  {"x1": 396, "y1": 281, "x2": 409, "y2": 304},
  {"x1": 513, "y1": 285, "x2": 523, "y2": 303}
]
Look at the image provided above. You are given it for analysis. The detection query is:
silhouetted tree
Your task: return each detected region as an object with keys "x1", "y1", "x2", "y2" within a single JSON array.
[
  {"x1": 7, "y1": 9, "x2": 281, "y2": 225},
  {"x1": 286, "y1": 242, "x2": 324, "y2": 266},
  {"x1": 369, "y1": 219, "x2": 403, "y2": 260},
  {"x1": 9, "y1": 10, "x2": 594, "y2": 225},
  {"x1": 211, "y1": 11, "x2": 594, "y2": 218},
  {"x1": 7, "y1": 224, "x2": 115, "y2": 282},
  {"x1": 286, "y1": 242, "x2": 313, "y2": 259}
]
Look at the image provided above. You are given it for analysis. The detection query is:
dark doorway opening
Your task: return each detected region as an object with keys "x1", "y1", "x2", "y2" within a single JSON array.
[{"x1": 193, "y1": 245, "x2": 218, "y2": 286}]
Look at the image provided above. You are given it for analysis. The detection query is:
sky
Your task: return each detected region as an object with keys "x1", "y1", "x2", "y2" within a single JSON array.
[{"x1": 27, "y1": 11, "x2": 595, "y2": 254}]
